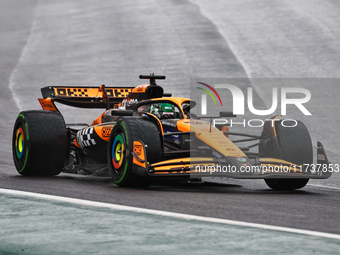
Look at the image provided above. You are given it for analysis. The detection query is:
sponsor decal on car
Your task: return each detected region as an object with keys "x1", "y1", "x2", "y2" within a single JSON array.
[
  {"x1": 236, "y1": 157, "x2": 247, "y2": 162},
  {"x1": 77, "y1": 127, "x2": 96, "y2": 147},
  {"x1": 54, "y1": 87, "x2": 132, "y2": 98},
  {"x1": 102, "y1": 127, "x2": 112, "y2": 137},
  {"x1": 134, "y1": 144, "x2": 143, "y2": 155}
]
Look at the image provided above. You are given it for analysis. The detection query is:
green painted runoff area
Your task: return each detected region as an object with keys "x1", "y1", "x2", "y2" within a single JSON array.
[{"x1": 0, "y1": 194, "x2": 339, "y2": 254}]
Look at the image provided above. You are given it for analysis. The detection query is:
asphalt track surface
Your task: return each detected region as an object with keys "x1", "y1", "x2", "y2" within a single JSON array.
[{"x1": 0, "y1": 0, "x2": 340, "y2": 244}]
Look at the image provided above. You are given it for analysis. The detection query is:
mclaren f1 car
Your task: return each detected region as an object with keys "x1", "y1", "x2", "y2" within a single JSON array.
[{"x1": 12, "y1": 74, "x2": 332, "y2": 190}]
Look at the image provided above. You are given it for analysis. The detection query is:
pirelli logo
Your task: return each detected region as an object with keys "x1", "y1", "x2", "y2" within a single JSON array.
[{"x1": 54, "y1": 87, "x2": 132, "y2": 98}]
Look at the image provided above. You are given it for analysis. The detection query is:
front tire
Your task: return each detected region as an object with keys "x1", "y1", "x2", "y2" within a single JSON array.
[
  {"x1": 108, "y1": 117, "x2": 162, "y2": 187},
  {"x1": 262, "y1": 120, "x2": 312, "y2": 190},
  {"x1": 12, "y1": 111, "x2": 68, "y2": 176}
]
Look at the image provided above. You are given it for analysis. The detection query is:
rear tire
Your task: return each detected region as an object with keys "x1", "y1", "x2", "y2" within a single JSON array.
[
  {"x1": 108, "y1": 117, "x2": 162, "y2": 187},
  {"x1": 262, "y1": 120, "x2": 312, "y2": 190},
  {"x1": 12, "y1": 111, "x2": 68, "y2": 176}
]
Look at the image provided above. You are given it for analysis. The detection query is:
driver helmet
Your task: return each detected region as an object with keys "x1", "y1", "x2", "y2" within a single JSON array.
[{"x1": 150, "y1": 103, "x2": 175, "y2": 118}]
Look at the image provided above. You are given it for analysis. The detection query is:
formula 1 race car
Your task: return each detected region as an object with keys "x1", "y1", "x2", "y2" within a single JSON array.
[{"x1": 12, "y1": 74, "x2": 332, "y2": 190}]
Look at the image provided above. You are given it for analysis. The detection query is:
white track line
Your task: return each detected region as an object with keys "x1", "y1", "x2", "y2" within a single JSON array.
[
  {"x1": 189, "y1": 0, "x2": 253, "y2": 78},
  {"x1": 1, "y1": 188, "x2": 340, "y2": 240},
  {"x1": 308, "y1": 184, "x2": 340, "y2": 190},
  {"x1": 8, "y1": 0, "x2": 38, "y2": 111}
]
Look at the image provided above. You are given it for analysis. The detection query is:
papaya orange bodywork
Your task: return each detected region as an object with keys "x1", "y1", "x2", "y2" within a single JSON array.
[
  {"x1": 38, "y1": 98, "x2": 58, "y2": 111},
  {"x1": 91, "y1": 111, "x2": 109, "y2": 126},
  {"x1": 131, "y1": 84, "x2": 149, "y2": 93},
  {"x1": 93, "y1": 125, "x2": 114, "y2": 142},
  {"x1": 53, "y1": 87, "x2": 132, "y2": 98},
  {"x1": 151, "y1": 157, "x2": 214, "y2": 167},
  {"x1": 176, "y1": 119, "x2": 246, "y2": 158},
  {"x1": 151, "y1": 157, "x2": 215, "y2": 173},
  {"x1": 133, "y1": 141, "x2": 146, "y2": 168},
  {"x1": 145, "y1": 113, "x2": 164, "y2": 136},
  {"x1": 74, "y1": 138, "x2": 81, "y2": 148}
]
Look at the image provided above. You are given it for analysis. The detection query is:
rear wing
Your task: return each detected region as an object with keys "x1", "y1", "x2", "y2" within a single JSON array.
[{"x1": 39, "y1": 86, "x2": 134, "y2": 110}]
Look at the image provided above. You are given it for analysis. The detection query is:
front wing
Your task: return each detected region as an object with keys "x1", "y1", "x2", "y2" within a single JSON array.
[{"x1": 131, "y1": 141, "x2": 332, "y2": 179}]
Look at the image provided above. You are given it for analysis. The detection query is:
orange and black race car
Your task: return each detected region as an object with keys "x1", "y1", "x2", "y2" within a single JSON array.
[{"x1": 12, "y1": 74, "x2": 332, "y2": 190}]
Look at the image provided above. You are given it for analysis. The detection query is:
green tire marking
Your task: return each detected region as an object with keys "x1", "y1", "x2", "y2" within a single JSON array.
[
  {"x1": 18, "y1": 114, "x2": 25, "y2": 120},
  {"x1": 115, "y1": 121, "x2": 130, "y2": 184},
  {"x1": 115, "y1": 161, "x2": 129, "y2": 184},
  {"x1": 15, "y1": 147, "x2": 20, "y2": 158},
  {"x1": 18, "y1": 148, "x2": 29, "y2": 173},
  {"x1": 120, "y1": 122, "x2": 128, "y2": 145},
  {"x1": 25, "y1": 123, "x2": 29, "y2": 140}
]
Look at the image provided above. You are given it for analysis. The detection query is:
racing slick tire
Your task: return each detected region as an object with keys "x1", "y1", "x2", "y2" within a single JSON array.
[
  {"x1": 12, "y1": 110, "x2": 68, "y2": 176},
  {"x1": 262, "y1": 120, "x2": 312, "y2": 190},
  {"x1": 108, "y1": 117, "x2": 162, "y2": 187}
]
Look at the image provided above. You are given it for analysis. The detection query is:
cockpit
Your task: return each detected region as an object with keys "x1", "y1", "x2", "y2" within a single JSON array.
[
  {"x1": 136, "y1": 98, "x2": 196, "y2": 120},
  {"x1": 138, "y1": 102, "x2": 182, "y2": 119}
]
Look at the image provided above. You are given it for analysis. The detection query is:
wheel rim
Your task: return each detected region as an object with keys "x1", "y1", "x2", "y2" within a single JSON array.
[
  {"x1": 15, "y1": 127, "x2": 25, "y2": 161},
  {"x1": 112, "y1": 133, "x2": 125, "y2": 173},
  {"x1": 16, "y1": 128, "x2": 24, "y2": 157},
  {"x1": 115, "y1": 143, "x2": 122, "y2": 161},
  {"x1": 13, "y1": 121, "x2": 29, "y2": 173}
]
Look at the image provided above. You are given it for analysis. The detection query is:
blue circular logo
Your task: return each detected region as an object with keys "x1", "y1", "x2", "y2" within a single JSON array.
[{"x1": 236, "y1": 157, "x2": 246, "y2": 162}]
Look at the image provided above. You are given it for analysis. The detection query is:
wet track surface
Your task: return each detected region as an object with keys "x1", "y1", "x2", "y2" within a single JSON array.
[{"x1": 1, "y1": 0, "x2": 340, "y2": 239}]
